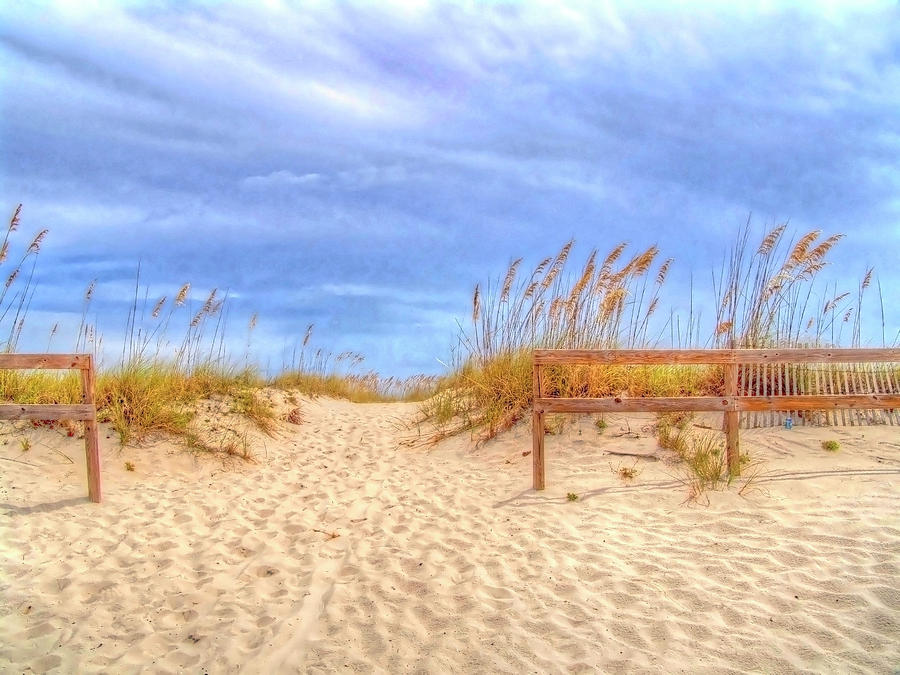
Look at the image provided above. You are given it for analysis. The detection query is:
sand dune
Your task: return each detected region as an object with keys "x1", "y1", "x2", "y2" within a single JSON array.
[{"x1": 1, "y1": 398, "x2": 899, "y2": 673}]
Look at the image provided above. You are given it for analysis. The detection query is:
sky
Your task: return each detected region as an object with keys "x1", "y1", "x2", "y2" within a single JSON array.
[{"x1": 1, "y1": 0, "x2": 899, "y2": 376}]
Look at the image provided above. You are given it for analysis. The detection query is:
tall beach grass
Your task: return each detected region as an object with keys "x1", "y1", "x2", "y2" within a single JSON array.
[
  {"x1": 421, "y1": 221, "x2": 889, "y2": 443},
  {"x1": 0, "y1": 204, "x2": 440, "y2": 455}
]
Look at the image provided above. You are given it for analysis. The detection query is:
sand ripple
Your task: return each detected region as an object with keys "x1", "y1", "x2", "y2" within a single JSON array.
[{"x1": 1, "y1": 403, "x2": 898, "y2": 673}]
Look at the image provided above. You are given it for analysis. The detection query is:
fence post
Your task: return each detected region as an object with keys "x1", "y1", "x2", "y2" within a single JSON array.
[
  {"x1": 724, "y1": 360, "x2": 740, "y2": 476},
  {"x1": 79, "y1": 355, "x2": 102, "y2": 503},
  {"x1": 532, "y1": 359, "x2": 545, "y2": 490}
]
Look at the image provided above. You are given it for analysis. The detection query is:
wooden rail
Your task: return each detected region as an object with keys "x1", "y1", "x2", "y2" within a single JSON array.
[
  {"x1": 532, "y1": 348, "x2": 900, "y2": 490},
  {"x1": 0, "y1": 354, "x2": 101, "y2": 502}
]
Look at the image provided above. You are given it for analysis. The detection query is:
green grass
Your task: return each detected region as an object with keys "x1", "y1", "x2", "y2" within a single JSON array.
[
  {"x1": 229, "y1": 388, "x2": 277, "y2": 435},
  {"x1": 822, "y1": 439, "x2": 840, "y2": 452}
]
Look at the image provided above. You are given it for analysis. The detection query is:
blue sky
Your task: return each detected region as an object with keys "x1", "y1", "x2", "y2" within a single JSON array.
[{"x1": 1, "y1": 1, "x2": 898, "y2": 376}]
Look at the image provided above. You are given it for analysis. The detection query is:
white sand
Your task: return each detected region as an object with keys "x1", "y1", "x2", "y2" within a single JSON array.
[{"x1": 1, "y1": 398, "x2": 899, "y2": 673}]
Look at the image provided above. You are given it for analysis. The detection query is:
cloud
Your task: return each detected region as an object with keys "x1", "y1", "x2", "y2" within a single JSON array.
[{"x1": 242, "y1": 170, "x2": 324, "y2": 188}]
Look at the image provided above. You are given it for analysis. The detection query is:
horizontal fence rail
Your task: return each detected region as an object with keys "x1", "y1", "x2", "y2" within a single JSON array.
[
  {"x1": 532, "y1": 348, "x2": 900, "y2": 490},
  {"x1": 0, "y1": 354, "x2": 101, "y2": 503}
]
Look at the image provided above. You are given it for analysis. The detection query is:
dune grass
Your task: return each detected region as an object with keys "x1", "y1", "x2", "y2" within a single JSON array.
[
  {"x1": 0, "y1": 204, "x2": 445, "y2": 453},
  {"x1": 417, "y1": 221, "x2": 894, "y2": 496},
  {"x1": 0, "y1": 204, "x2": 894, "y2": 476},
  {"x1": 422, "y1": 222, "x2": 886, "y2": 438},
  {"x1": 271, "y1": 370, "x2": 440, "y2": 403}
]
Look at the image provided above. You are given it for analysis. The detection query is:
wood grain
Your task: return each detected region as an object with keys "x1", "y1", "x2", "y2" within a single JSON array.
[
  {"x1": 0, "y1": 354, "x2": 92, "y2": 369},
  {"x1": 0, "y1": 404, "x2": 95, "y2": 420}
]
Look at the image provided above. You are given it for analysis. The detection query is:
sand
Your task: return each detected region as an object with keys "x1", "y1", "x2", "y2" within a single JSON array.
[{"x1": 1, "y1": 396, "x2": 898, "y2": 673}]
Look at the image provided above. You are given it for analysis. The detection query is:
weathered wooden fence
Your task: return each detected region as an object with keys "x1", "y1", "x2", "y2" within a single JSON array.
[
  {"x1": 739, "y1": 362, "x2": 900, "y2": 428},
  {"x1": 532, "y1": 348, "x2": 900, "y2": 490},
  {"x1": 1, "y1": 354, "x2": 101, "y2": 502}
]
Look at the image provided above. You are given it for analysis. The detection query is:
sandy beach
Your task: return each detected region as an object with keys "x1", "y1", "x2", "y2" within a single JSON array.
[{"x1": 1, "y1": 396, "x2": 898, "y2": 673}]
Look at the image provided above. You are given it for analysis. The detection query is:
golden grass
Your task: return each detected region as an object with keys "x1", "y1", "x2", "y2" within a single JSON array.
[
  {"x1": 1, "y1": 205, "x2": 895, "y2": 474},
  {"x1": 422, "y1": 221, "x2": 893, "y2": 451},
  {"x1": 271, "y1": 371, "x2": 439, "y2": 403}
]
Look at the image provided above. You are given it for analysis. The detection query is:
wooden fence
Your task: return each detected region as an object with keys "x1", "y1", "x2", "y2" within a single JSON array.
[
  {"x1": 738, "y1": 361, "x2": 900, "y2": 428},
  {"x1": 1, "y1": 354, "x2": 101, "y2": 502},
  {"x1": 532, "y1": 348, "x2": 900, "y2": 490}
]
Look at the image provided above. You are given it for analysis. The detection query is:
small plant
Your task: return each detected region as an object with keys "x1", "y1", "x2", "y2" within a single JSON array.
[
  {"x1": 676, "y1": 431, "x2": 729, "y2": 501},
  {"x1": 19, "y1": 437, "x2": 31, "y2": 452},
  {"x1": 656, "y1": 421, "x2": 688, "y2": 455},
  {"x1": 594, "y1": 416, "x2": 607, "y2": 432},
  {"x1": 185, "y1": 428, "x2": 254, "y2": 462},
  {"x1": 544, "y1": 414, "x2": 566, "y2": 435},
  {"x1": 566, "y1": 492, "x2": 579, "y2": 501},
  {"x1": 656, "y1": 411, "x2": 694, "y2": 431},
  {"x1": 822, "y1": 439, "x2": 840, "y2": 452},
  {"x1": 611, "y1": 460, "x2": 640, "y2": 483},
  {"x1": 124, "y1": 461, "x2": 135, "y2": 472},
  {"x1": 230, "y1": 389, "x2": 276, "y2": 435}
]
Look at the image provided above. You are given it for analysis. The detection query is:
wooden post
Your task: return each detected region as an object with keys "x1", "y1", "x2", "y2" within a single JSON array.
[
  {"x1": 79, "y1": 355, "x2": 102, "y2": 503},
  {"x1": 532, "y1": 361, "x2": 545, "y2": 490},
  {"x1": 724, "y1": 361, "x2": 740, "y2": 477}
]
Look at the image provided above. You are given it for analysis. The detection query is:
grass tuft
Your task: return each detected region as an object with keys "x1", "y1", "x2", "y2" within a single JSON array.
[{"x1": 611, "y1": 460, "x2": 640, "y2": 483}]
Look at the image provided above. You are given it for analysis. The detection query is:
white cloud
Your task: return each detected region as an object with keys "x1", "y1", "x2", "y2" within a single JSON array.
[{"x1": 241, "y1": 170, "x2": 323, "y2": 188}]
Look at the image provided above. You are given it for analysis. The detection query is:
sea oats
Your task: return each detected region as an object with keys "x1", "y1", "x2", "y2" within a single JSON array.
[
  {"x1": 632, "y1": 245, "x2": 658, "y2": 276},
  {"x1": 786, "y1": 230, "x2": 821, "y2": 269},
  {"x1": 500, "y1": 258, "x2": 522, "y2": 303},
  {"x1": 822, "y1": 292, "x2": 850, "y2": 315},
  {"x1": 807, "y1": 233, "x2": 844, "y2": 262},
  {"x1": 175, "y1": 283, "x2": 190, "y2": 307},
  {"x1": 472, "y1": 284, "x2": 481, "y2": 322},
  {"x1": 27, "y1": 229, "x2": 48, "y2": 254},
  {"x1": 861, "y1": 267, "x2": 873, "y2": 290},
  {"x1": 568, "y1": 250, "x2": 596, "y2": 305},
  {"x1": 600, "y1": 287, "x2": 626, "y2": 320},
  {"x1": 532, "y1": 256, "x2": 552, "y2": 278},
  {"x1": 549, "y1": 296, "x2": 564, "y2": 322},
  {"x1": 797, "y1": 261, "x2": 826, "y2": 281},
  {"x1": 152, "y1": 296, "x2": 166, "y2": 318},
  {"x1": 656, "y1": 258, "x2": 673, "y2": 286},
  {"x1": 541, "y1": 239, "x2": 573, "y2": 291},
  {"x1": 599, "y1": 242, "x2": 628, "y2": 277},
  {"x1": 9, "y1": 204, "x2": 21, "y2": 232},
  {"x1": 757, "y1": 223, "x2": 786, "y2": 255},
  {"x1": 201, "y1": 289, "x2": 217, "y2": 315}
]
